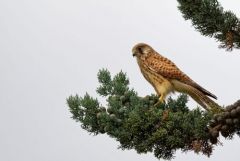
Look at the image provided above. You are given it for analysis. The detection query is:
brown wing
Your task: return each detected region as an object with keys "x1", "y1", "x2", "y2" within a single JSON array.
[{"x1": 142, "y1": 51, "x2": 217, "y2": 99}]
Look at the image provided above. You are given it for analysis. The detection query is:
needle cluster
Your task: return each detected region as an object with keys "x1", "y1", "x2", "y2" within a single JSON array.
[
  {"x1": 66, "y1": 69, "x2": 240, "y2": 160},
  {"x1": 177, "y1": 0, "x2": 240, "y2": 50}
]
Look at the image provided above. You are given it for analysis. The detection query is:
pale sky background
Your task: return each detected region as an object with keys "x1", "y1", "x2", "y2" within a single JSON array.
[{"x1": 0, "y1": 0, "x2": 240, "y2": 161}]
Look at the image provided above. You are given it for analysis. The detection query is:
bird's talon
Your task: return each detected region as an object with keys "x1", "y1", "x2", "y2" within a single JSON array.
[
  {"x1": 159, "y1": 96, "x2": 166, "y2": 104},
  {"x1": 154, "y1": 98, "x2": 166, "y2": 107}
]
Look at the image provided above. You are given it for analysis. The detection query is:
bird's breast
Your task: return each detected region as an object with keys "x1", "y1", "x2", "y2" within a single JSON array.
[
  {"x1": 137, "y1": 59, "x2": 164, "y2": 84},
  {"x1": 137, "y1": 59, "x2": 174, "y2": 96}
]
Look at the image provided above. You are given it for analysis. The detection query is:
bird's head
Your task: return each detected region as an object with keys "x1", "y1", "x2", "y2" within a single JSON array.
[{"x1": 132, "y1": 43, "x2": 153, "y2": 58}]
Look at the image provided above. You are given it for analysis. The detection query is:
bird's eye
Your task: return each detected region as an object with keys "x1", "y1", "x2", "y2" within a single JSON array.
[{"x1": 138, "y1": 47, "x2": 143, "y2": 54}]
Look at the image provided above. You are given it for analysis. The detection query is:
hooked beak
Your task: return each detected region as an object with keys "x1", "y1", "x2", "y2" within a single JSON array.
[
  {"x1": 132, "y1": 47, "x2": 143, "y2": 57},
  {"x1": 132, "y1": 50, "x2": 138, "y2": 57}
]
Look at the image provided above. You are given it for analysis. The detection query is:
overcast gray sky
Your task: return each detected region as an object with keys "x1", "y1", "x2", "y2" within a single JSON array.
[{"x1": 0, "y1": 0, "x2": 240, "y2": 161}]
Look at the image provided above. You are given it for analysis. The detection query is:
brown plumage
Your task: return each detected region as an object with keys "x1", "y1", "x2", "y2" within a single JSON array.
[{"x1": 132, "y1": 43, "x2": 222, "y2": 112}]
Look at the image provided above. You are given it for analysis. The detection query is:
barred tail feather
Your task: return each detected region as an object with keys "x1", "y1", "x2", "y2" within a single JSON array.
[
  {"x1": 187, "y1": 86, "x2": 221, "y2": 112},
  {"x1": 171, "y1": 80, "x2": 222, "y2": 112}
]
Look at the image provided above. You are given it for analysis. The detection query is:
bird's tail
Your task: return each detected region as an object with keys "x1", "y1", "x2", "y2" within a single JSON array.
[
  {"x1": 187, "y1": 86, "x2": 223, "y2": 113},
  {"x1": 172, "y1": 80, "x2": 223, "y2": 113}
]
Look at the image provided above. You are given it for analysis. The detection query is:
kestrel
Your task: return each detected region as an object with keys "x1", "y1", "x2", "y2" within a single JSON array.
[{"x1": 132, "y1": 43, "x2": 222, "y2": 112}]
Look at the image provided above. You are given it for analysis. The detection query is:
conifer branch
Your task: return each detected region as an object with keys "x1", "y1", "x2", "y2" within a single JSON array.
[
  {"x1": 177, "y1": 0, "x2": 240, "y2": 50},
  {"x1": 67, "y1": 69, "x2": 240, "y2": 160}
]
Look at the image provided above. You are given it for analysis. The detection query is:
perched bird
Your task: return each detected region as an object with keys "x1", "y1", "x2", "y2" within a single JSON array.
[{"x1": 132, "y1": 43, "x2": 222, "y2": 112}]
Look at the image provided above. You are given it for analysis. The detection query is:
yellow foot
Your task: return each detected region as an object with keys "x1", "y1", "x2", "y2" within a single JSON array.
[
  {"x1": 154, "y1": 96, "x2": 166, "y2": 107},
  {"x1": 159, "y1": 96, "x2": 166, "y2": 104}
]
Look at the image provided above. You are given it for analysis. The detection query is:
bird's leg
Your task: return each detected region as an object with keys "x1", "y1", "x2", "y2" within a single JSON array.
[
  {"x1": 159, "y1": 95, "x2": 166, "y2": 104},
  {"x1": 154, "y1": 94, "x2": 166, "y2": 107}
]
